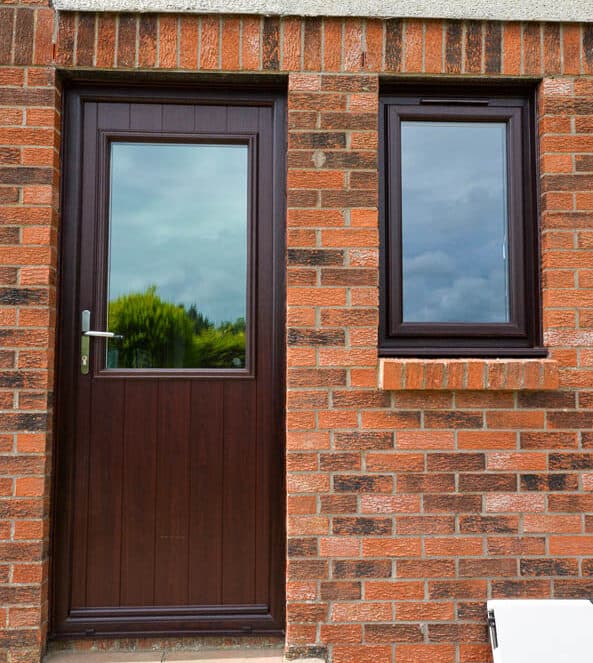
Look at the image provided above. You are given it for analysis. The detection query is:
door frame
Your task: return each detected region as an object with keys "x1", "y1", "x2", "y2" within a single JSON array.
[{"x1": 50, "y1": 80, "x2": 287, "y2": 639}]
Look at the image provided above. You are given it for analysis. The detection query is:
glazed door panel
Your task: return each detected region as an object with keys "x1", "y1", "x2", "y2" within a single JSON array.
[{"x1": 52, "y1": 86, "x2": 285, "y2": 637}]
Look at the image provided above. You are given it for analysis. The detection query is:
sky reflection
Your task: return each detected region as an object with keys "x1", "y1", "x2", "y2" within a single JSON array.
[
  {"x1": 108, "y1": 142, "x2": 248, "y2": 324},
  {"x1": 401, "y1": 121, "x2": 510, "y2": 323}
]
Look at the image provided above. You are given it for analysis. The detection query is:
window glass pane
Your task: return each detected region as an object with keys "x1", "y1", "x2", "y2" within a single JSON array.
[
  {"x1": 401, "y1": 121, "x2": 509, "y2": 323},
  {"x1": 106, "y1": 142, "x2": 248, "y2": 369}
]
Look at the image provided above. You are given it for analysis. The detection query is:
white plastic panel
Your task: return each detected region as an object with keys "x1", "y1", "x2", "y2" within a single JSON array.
[{"x1": 488, "y1": 599, "x2": 593, "y2": 663}]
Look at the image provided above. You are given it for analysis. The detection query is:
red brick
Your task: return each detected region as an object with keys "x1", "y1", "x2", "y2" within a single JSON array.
[
  {"x1": 320, "y1": 624, "x2": 362, "y2": 644},
  {"x1": 34, "y1": 9, "x2": 54, "y2": 66},
  {"x1": 385, "y1": 19, "x2": 402, "y2": 71},
  {"x1": 486, "y1": 411, "x2": 545, "y2": 429},
  {"x1": 524, "y1": 514, "x2": 582, "y2": 534},
  {"x1": 403, "y1": 19, "x2": 423, "y2": 72},
  {"x1": 303, "y1": 18, "x2": 321, "y2": 71},
  {"x1": 179, "y1": 16, "x2": 199, "y2": 69},
  {"x1": 76, "y1": 13, "x2": 95, "y2": 67},
  {"x1": 12, "y1": 563, "x2": 43, "y2": 584},
  {"x1": 344, "y1": 19, "x2": 363, "y2": 72},
  {"x1": 159, "y1": 15, "x2": 178, "y2": 68},
  {"x1": 503, "y1": 22, "x2": 521, "y2": 74},
  {"x1": 282, "y1": 18, "x2": 302, "y2": 70},
  {"x1": 331, "y1": 602, "x2": 392, "y2": 622},
  {"x1": 424, "y1": 537, "x2": 483, "y2": 557},
  {"x1": 55, "y1": 12, "x2": 74, "y2": 66},
  {"x1": 96, "y1": 14, "x2": 116, "y2": 68},
  {"x1": 263, "y1": 16, "x2": 280, "y2": 70},
  {"x1": 464, "y1": 21, "x2": 483, "y2": 73},
  {"x1": 364, "y1": 20, "x2": 383, "y2": 71},
  {"x1": 361, "y1": 495, "x2": 420, "y2": 513},
  {"x1": 319, "y1": 537, "x2": 360, "y2": 557},
  {"x1": 221, "y1": 16, "x2": 240, "y2": 70},
  {"x1": 397, "y1": 431, "x2": 455, "y2": 450},
  {"x1": 585, "y1": 25, "x2": 593, "y2": 74},
  {"x1": 117, "y1": 14, "x2": 137, "y2": 68},
  {"x1": 366, "y1": 581, "x2": 424, "y2": 600},
  {"x1": 485, "y1": 494, "x2": 546, "y2": 513},
  {"x1": 350, "y1": 207, "x2": 378, "y2": 226},
  {"x1": 200, "y1": 16, "x2": 219, "y2": 70},
  {"x1": 397, "y1": 644, "x2": 456, "y2": 663},
  {"x1": 362, "y1": 538, "x2": 421, "y2": 557},
  {"x1": 523, "y1": 22, "x2": 542, "y2": 75},
  {"x1": 242, "y1": 17, "x2": 261, "y2": 70},
  {"x1": 445, "y1": 22, "x2": 462, "y2": 73},
  {"x1": 361, "y1": 411, "x2": 421, "y2": 430},
  {"x1": 288, "y1": 170, "x2": 345, "y2": 189},
  {"x1": 563, "y1": 24, "x2": 582, "y2": 74},
  {"x1": 425, "y1": 20, "x2": 444, "y2": 73},
  {"x1": 333, "y1": 646, "x2": 392, "y2": 663},
  {"x1": 138, "y1": 15, "x2": 157, "y2": 67},
  {"x1": 550, "y1": 536, "x2": 593, "y2": 555},
  {"x1": 0, "y1": 9, "x2": 14, "y2": 66},
  {"x1": 487, "y1": 452, "x2": 547, "y2": 471}
]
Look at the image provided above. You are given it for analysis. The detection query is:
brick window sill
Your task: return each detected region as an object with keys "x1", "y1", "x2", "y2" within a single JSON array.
[{"x1": 379, "y1": 358, "x2": 559, "y2": 391}]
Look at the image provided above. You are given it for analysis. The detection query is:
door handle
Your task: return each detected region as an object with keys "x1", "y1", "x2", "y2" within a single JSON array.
[
  {"x1": 83, "y1": 330, "x2": 121, "y2": 338},
  {"x1": 80, "y1": 310, "x2": 123, "y2": 374}
]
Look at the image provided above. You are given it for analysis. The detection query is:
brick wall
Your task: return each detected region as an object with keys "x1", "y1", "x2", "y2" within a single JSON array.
[
  {"x1": 1, "y1": 7, "x2": 593, "y2": 663},
  {"x1": 0, "y1": 3, "x2": 60, "y2": 662}
]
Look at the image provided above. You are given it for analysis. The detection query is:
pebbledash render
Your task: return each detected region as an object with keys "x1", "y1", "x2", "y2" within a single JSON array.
[{"x1": 1, "y1": 0, "x2": 593, "y2": 661}]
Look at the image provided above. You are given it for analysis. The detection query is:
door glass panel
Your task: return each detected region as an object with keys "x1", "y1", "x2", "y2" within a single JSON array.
[
  {"x1": 400, "y1": 121, "x2": 509, "y2": 323},
  {"x1": 106, "y1": 142, "x2": 249, "y2": 369}
]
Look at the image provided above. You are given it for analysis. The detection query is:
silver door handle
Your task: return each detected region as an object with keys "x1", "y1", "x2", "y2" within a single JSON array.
[
  {"x1": 81, "y1": 310, "x2": 123, "y2": 339},
  {"x1": 80, "y1": 310, "x2": 123, "y2": 375},
  {"x1": 83, "y1": 330, "x2": 121, "y2": 338}
]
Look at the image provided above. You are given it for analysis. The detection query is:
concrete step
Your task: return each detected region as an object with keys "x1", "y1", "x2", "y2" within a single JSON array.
[{"x1": 44, "y1": 649, "x2": 284, "y2": 663}]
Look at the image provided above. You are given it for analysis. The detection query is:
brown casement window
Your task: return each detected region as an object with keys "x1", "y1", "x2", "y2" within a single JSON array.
[{"x1": 379, "y1": 85, "x2": 545, "y2": 357}]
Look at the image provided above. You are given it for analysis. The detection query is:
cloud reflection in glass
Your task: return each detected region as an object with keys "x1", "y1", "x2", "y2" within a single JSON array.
[{"x1": 400, "y1": 121, "x2": 509, "y2": 323}]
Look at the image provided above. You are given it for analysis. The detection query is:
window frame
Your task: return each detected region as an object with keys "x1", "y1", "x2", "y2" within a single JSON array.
[{"x1": 379, "y1": 83, "x2": 545, "y2": 358}]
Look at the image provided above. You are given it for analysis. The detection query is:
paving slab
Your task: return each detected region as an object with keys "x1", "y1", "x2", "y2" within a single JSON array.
[
  {"x1": 44, "y1": 650, "x2": 284, "y2": 663},
  {"x1": 44, "y1": 654, "x2": 163, "y2": 663},
  {"x1": 165, "y1": 650, "x2": 283, "y2": 662}
]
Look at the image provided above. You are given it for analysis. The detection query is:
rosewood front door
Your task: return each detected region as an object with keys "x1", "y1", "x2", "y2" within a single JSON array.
[{"x1": 52, "y1": 85, "x2": 285, "y2": 637}]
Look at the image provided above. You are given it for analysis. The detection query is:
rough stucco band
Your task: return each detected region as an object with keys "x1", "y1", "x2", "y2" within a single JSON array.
[{"x1": 51, "y1": 0, "x2": 593, "y2": 23}]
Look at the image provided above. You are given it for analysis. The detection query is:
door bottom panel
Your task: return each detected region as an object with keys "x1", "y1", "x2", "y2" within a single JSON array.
[{"x1": 59, "y1": 605, "x2": 282, "y2": 638}]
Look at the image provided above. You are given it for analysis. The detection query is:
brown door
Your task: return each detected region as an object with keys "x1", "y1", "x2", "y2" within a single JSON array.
[{"x1": 52, "y1": 85, "x2": 285, "y2": 637}]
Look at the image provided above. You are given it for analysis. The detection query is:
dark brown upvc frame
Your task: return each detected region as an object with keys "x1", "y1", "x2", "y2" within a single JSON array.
[
  {"x1": 379, "y1": 84, "x2": 545, "y2": 358},
  {"x1": 51, "y1": 80, "x2": 287, "y2": 639},
  {"x1": 98, "y1": 131, "x2": 257, "y2": 379}
]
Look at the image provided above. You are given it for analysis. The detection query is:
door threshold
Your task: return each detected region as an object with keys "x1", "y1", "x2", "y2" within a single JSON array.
[{"x1": 44, "y1": 650, "x2": 284, "y2": 663}]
